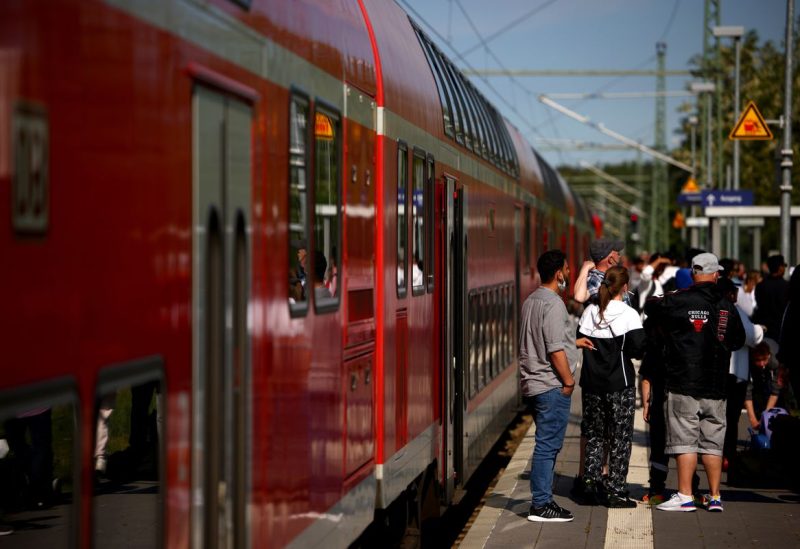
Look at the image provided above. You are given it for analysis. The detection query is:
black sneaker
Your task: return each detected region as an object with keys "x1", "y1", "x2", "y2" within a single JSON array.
[
  {"x1": 605, "y1": 492, "x2": 637, "y2": 508},
  {"x1": 528, "y1": 500, "x2": 575, "y2": 522}
]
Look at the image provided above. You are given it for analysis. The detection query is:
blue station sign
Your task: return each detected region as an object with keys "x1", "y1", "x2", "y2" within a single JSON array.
[
  {"x1": 677, "y1": 191, "x2": 702, "y2": 205},
  {"x1": 700, "y1": 190, "x2": 754, "y2": 207}
]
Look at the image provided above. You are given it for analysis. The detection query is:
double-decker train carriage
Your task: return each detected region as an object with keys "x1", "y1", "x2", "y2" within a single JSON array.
[{"x1": 0, "y1": 0, "x2": 592, "y2": 546}]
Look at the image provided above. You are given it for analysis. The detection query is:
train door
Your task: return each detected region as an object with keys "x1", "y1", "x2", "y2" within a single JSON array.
[
  {"x1": 343, "y1": 84, "x2": 376, "y2": 480},
  {"x1": 441, "y1": 176, "x2": 466, "y2": 500},
  {"x1": 192, "y1": 85, "x2": 252, "y2": 549}
]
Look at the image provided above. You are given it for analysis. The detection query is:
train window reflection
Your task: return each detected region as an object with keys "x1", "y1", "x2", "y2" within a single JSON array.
[
  {"x1": 0, "y1": 385, "x2": 77, "y2": 547},
  {"x1": 417, "y1": 33, "x2": 454, "y2": 138},
  {"x1": 313, "y1": 107, "x2": 341, "y2": 312},
  {"x1": 412, "y1": 150, "x2": 425, "y2": 295},
  {"x1": 425, "y1": 155, "x2": 435, "y2": 293},
  {"x1": 289, "y1": 94, "x2": 310, "y2": 315},
  {"x1": 397, "y1": 142, "x2": 408, "y2": 298},
  {"x1": 93, "y1": 373, "x2": 163, "y2": 548},
  {"x1": 468, "y1": 294, "x2": 479, "y2": 398}
]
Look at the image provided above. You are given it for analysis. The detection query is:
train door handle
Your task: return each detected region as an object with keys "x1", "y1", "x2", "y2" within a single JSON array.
[
  {"x1": 364, "y1": 366, "x2": 371, "y2": 385},
  {"x1": 351, "y1": 372, "x2": 359, "y2": 391}
]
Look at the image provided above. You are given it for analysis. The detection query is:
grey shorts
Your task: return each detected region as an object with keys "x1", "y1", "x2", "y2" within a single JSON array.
[{"x1": 663, "y1": 391, "x2": 726, "y2": 456}]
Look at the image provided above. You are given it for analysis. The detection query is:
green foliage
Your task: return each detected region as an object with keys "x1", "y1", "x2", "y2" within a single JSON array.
[
  {"x1": 677, "y1": 24, "x2": 800, "y2": 255},
  {"x1": 561, "y1": 21, "x2": 800, "y2": 259}
]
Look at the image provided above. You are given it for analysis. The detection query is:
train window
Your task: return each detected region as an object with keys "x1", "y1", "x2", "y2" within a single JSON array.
[
  {"x1": 495, "y1": 110, "x2": 513, "y2": 174},
  {"x1": 468, "y1": 294, "x2": 479, "y2": 398},
  {"x1": 500, "y1": 287, "x2": 506, "y2": 372},
  {"x1": 450, "y1": 70, "x2": 476, "y2": 153},
  {"x1": 495, "y1": 111, "x2": 511, "y2": 173},
  {"x1": 489, "y1": 287, "x2": 500, "y2": 379},
  {"x1": 441, "y1": 59, "x2": 473, "y2": 151},
  {"x1": 396, "y1": 141, "x2": 408, "y2": 298},
  {"x1": 289, "y1": 94, "x2": 310, "y2": 316},
  {"x1": 93, "y1": 359, "x2": 164, "y2": 548},
  {"x1": 463, "y1": 81, "x2": 490, "y2": 160},
  {"x1": 480, "y1": 291, "x2": 489, "y2": 389},
  {"x1": 497, "y1": 113, "x2": 513, "y2": 174},
  {"x1": 412, "y1": 149, "x2": 425, "y2": 296},
  {"x1": 475, "y1": 291, "x2": 486, "y2": 392},
  {"x1": 478, "y1": 96, "x2": 501, "y2": 167},
  {"x1": 507, "y1": 285, "x2": 513, "y2": 366},
  {"x1": 425, "y1": 155, "x2": 435, "y2": 293},
  {"x1": 488, "y1": 107, "x2": 508, "y2": 172},
  {"x1": 524, "y1": 205, "x2": 531, "y2": 271},
  {"x1": 435, "y1": 55, "x2": 465, "y2": 146},
  {"x1": 0, "y1": 378, "x2": 79, "y2": 547},
  {"x1": 312, "y1": 106, "x2": 342, "y2": 313},
  {"x1": 457, "y1": 72, "x2": 485, "y2": 159},
  {"x1": 417, "y1": 35, "x2": 455, "y2": 138}
]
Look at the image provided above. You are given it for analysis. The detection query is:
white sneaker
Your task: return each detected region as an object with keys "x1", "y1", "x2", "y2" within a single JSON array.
[{"x1": 656, "y1": 492, "x2": 696, "y2": 512}]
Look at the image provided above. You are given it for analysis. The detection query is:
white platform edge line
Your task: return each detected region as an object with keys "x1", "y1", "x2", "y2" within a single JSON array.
[
  {"x1": 603, "y1": 400, "x2": 654, "y2": 549},
  {"x1": 458, "y1": 424, "x2": 537, "y2": 548}
]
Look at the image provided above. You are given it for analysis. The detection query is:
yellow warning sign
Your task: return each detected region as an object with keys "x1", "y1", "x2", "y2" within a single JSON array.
[
  {"x1": 681, "y1": 177, "x2": 700, "y2": 193},
  {"x1": 729, "y1": 101, "x2": 773, "y2": 140}
]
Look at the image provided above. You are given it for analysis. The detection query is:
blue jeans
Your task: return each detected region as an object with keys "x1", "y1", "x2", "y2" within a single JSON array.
[{"x1": 526, "y1": 388, "x2": 572, "y2": 507}]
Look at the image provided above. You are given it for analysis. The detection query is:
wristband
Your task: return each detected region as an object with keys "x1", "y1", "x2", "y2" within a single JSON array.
[{"x1": 563, "y1": 382, "x2": 575, "y2": 388}]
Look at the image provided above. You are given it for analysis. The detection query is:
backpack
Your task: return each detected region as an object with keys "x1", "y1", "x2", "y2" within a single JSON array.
[{"x1": 760, "y1": 407, "x2": 789, "y2": 440}]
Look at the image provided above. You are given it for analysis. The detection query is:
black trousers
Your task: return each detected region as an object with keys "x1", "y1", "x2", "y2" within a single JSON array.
[
  {"x1": 648, "y1": 388, "x2": 668, "y2": 493},
  {"x1": 724, "y1": 375, "x2": 748, "y2": 460}
]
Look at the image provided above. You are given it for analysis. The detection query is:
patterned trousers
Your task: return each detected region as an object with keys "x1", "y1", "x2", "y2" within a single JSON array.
[{"x1": 581, "y1": 387, "x2": 636, "y2": 496}]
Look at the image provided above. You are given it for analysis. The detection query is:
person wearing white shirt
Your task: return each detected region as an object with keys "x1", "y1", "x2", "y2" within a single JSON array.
[
  {"x1": 736, "y1": 270, "x2": 761, "y2": 319},
  {"x1": 719, "y1": 277, "x2": 765, "y2": 471}
]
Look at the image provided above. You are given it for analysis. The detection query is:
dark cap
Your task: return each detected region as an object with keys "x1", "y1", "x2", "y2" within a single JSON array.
[
  {"x1": 766, "y1": 254, "x2": 786, "y2": 274},
  {"x1": 589, "y1": 239, "x2": 624, "y2": 263}
]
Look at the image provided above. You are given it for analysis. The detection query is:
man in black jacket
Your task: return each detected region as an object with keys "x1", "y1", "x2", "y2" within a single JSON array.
[
  {"x1": 753, "y1": 254, "x2": 789, "y2": 337},
  {"x1": 644, "y1": 252, "x2": 745, "y2": 513}
]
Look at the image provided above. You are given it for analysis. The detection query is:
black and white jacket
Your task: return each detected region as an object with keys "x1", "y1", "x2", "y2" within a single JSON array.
[{"x1": 577, "y1": 300, "x2": 646, "y2": 394}]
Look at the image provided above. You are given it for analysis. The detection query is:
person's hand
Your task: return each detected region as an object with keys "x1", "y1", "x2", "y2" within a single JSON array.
[
  {"x1": 581, "y1": 260, "x2": 596, "y2": 271},
  {"x1": 749, "y1": 416, "x2": 760, "y2": 429},
  {"x1": 561, "y1": 384, "x2": 575, "y2": 396},
  {"x1": 576, "y1": 337, "x2": 595, "y2": 351},
  {"x1": 642, "y1": 400, "x2": 650, "y2": 423}
]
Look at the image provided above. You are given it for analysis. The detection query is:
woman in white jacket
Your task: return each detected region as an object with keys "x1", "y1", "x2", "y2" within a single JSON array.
[
  {"x1": 719, "y1": 277, "x2": 765, "y2": 470},
  {"x1": 576, "y1": 266, "x2": 646, "y2": 508}
]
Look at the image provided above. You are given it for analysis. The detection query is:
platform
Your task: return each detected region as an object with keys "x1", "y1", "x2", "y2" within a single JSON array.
[{"x1": 460, "y1": 381, "x2": 800, "y2": 548}]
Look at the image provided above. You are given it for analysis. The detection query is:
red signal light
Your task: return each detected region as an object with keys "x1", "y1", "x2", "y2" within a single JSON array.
[{"x1": 630, "y1": 213, "x2": 639, "y2": 223}]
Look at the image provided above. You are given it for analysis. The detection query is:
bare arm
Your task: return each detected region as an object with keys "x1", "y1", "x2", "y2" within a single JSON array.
[
  {"x1": 549, "y1": 349, "x2": 575, "y2": 396},
  {"x1": 573, "y1": 260, "x2": 595, "y2": 303},
  {"x1": 641, "y1": 378, "x2": 652, "y2": 423},
  {"x1": 765, "y1": 394, "x2": 779, "y2": 411},
  {"x1": 744, "y1": 399, "x2": 759, "y2": 429}
]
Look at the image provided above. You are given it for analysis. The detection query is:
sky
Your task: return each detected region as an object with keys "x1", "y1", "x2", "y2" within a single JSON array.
[{"x1": 399, "y1": 0, "x2": 791, "y2": 170}]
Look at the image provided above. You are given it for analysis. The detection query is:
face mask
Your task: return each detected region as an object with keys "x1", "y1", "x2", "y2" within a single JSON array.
[{"x1": 557, "y1": 275, "x2": 568, "y2": 292}]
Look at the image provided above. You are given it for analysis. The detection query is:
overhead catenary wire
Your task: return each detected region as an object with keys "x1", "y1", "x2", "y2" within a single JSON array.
[
  {"x1": 400, "y1": 0, "x2": 687, "y2": 168},
  {"x1": 398, "y1": 0, "x2": 576, "y2": 163}
]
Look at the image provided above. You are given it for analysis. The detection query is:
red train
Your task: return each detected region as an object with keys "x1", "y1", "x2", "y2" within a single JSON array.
[{"x1": 0, "y1": 0, "x2": 592, "y2": 546}]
